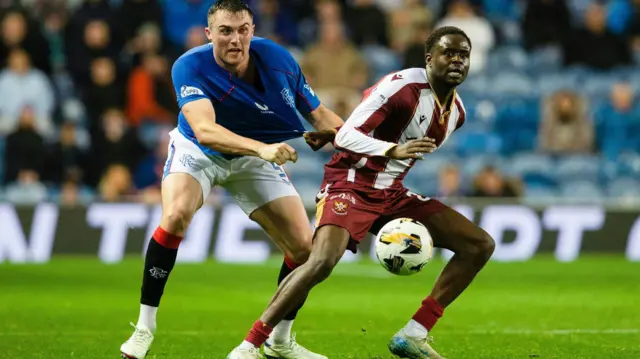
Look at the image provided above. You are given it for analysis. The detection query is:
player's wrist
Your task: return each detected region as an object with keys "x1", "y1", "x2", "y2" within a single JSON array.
[{"x1": 384, "y1": 144, "x2": 398, "y2": 157}]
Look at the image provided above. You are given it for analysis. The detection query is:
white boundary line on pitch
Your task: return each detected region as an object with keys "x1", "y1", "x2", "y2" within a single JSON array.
[{"x1": 0, "y1": 329, "x2": 638, "y2": 336}]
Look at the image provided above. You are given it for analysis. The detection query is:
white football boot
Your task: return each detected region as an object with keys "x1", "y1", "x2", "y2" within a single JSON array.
[
  {"x1": 227, "y1": 346, "x2": 264, "y2": 359},
  {"x1": 120, "y1": 323, "x2": 154, "y2": 359},
  {"x1": 263, "y1": 334, "x2": 327, "y2": 359},
  {"x1": 388, "y1": 328, "x2": 445, "y2": 359}
]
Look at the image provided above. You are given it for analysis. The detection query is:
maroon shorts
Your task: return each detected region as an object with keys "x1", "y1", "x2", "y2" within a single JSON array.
[{"x1": 314, "y1": 181, "x2": 448, "y2": 253}]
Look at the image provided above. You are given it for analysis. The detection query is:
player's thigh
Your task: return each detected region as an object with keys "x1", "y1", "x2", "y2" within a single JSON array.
[
  {"x1": 222, "y1": 157, "x2": 311, "y2": 260},
  {"x1": 308, "y1": 224, "x2": 351, "y2": 273},
  {"x1": 315, "y1": 185, "x2": 381, "y2": 254},
  {"x1": 384, "y1": 192, "x2": 493, "y2": 254},
  {"x1": 250, "y1": 195, "x2": 314, "y2": 264},
  {"x1": 160, "y1": 132, "x2": 215, "y2": 235}
]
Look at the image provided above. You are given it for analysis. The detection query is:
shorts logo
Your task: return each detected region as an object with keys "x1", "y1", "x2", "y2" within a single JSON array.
[
  {"x1": 180, "y1": 85, "x2": 204, "y2": 98},
  {"x1": 179, "y1": 154, "x2": 196, "y2": 168},
  {"x1": 332, "y1": 201, "x2": 348, "y2": 215},
  {"x1": 281, "y1": 88, "x2": 295, "y2": 108}
]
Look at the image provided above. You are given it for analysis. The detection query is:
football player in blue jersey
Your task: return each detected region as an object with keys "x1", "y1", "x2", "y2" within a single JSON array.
[{"x1": 120, "y1": 1, "x2": 343, "y2": 358}]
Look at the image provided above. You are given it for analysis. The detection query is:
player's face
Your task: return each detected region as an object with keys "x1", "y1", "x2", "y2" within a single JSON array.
[
  {"x1": 206, "y1": 10, "x2": 254, "y2": 68},
  {"x1": 426, "y1": 34, "x2": 471, "y2": 86}
]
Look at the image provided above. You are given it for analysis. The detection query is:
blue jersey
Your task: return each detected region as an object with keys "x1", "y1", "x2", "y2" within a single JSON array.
[{"x1": 171, "y1": 37, "x2": 321, "y2": 158}]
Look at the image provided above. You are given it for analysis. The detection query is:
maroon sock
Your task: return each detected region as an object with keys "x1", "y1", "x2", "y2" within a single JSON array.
[
  {"x1": 412, "y1": 296, "x2": 444, "y2": 331},
  {"x1": 245, "y1": 320, "x2": 273, "y2": 347}
]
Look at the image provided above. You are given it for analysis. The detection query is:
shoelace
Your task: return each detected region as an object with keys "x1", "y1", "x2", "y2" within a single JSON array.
[{"x1": 128, "y1": 322, "x2": 153, "y2": 346}]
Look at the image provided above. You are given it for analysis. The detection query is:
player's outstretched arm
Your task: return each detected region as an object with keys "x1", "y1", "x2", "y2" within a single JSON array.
[
  {"x1": 183, "y1": 99, "x2": 297, "y2": 165},
  {"x1": 303, "y1": 104, "x2": 345, "y2": 151}
]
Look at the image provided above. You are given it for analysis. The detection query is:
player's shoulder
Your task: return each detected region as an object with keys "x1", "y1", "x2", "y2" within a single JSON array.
[
  {"x1": 251, "y1": 36, "x2": 298, "y2": 68},
  {"x1": 376, "y1": 68, "x2": 428, "y2": 95},
  {"x1": 173, "y1": 43, "x2": 213, "y2": 72}
]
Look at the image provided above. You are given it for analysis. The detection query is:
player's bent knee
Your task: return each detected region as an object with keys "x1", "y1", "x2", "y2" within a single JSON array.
[
  {"x1": 466, "y1": 231, "x2": 495, "y2": 265},
  {"x1": 307, "y1": 256, "x2": 339, "y2": 284},
  {"x1": 287, "y1": 244, "x2": 311, "y2": 265},
  {"x1": 161, "y1": 207, "x2": 195, "y2": 235}
]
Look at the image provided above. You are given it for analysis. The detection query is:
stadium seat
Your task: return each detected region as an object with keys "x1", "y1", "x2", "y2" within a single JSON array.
[
  {"x1": 490, "y1": 71, "x2": 535, "y2": 97},
  {"x1": 607, "y1": 177, "x2": 640, "y2": 199},
  {"x1": 459, "y1": 154, "x2": 505, "y2": 178},
  {"x1": 527, "y1": 46, "x2": 563, "y2": 74},
  {"x1": 554, "y1": 155, "x2": 601, "y2": 182},
  {"x1": 486, "y1": 46, "x2": 528, "y2": 73},
  {"x1": 455, "y1": 131, "x2": 503, "y2": 156},
  {"x1": 505, "y1": 153, "x2": 555, "y2": 177},
  {"x1": 560, "y1": 180, "x2": 605, "y2": 200}
]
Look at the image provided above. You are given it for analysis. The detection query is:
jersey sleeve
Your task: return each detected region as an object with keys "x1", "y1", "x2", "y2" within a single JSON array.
[
  {"x1": 293, "y1": 61, "x2": 321, "y2": 115},
  {"x1": 171, "y1": 58, "x2": 210, "y2": 109},
  {"x1": 334, "y1": 85, "x2": 402, "y2": 157}
]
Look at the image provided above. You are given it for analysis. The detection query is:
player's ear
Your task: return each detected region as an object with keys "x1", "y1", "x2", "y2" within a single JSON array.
[
  {"x1": 425, "y1": 53, "x2": 432, "y2": 67},
  {"x1": 205, "y1": 27, "x2": 213, "y2": 41}
]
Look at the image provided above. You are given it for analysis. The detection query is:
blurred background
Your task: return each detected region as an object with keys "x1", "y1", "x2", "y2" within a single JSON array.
[{"x1": 1, "y1": 0, "x2": 640, "y2": 263}]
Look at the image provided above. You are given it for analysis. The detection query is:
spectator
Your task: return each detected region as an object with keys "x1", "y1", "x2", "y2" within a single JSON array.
[
  {"x1": 346, "y1": 0, "x2": 388, "y2": 47},
  {"x1": 471, "y1": 166, "x2": 521, "y2": 198},
  {"x1": 184, "y1": 25, "x2": 208, "y2": 50},
  {"x1": 98, "y1": 163, "x2": 134, "y2": 202},
  {"x1": 563, "y1": 3, "x2": 631, "y2": 70},
  {"x1": 437, "y1": 165, "x2": 465, "y2": 198},
  {"x1": 5, "y1": 169, "x2": 47, "y2": 204},
  {"x1": 161, "y1": 0, "x2": 214, "y2": 50},
  {"x1": 539, "y1": 90, "x2": 594, "y2": 154},
  {"x1": 599, "y1": 83, "x2": 638, "y2": 160},
  {"x1": 126, "y1": 53, "x2": 176, "y2": 126},
  {"x1": 0, "y1": 10, "x2": 51, "y2": 75},
  {"x1": 255, "y1": 0, "x2": 299, "y2": 46},
  {"x1": 44, "y1": 121, "x2": 87, "y2": 185},
  {"x1": 522, "y1": 0, "x2": 572, "y2": 51},
  {"x1": 436, "y1": 0, "x2": 495, "y2": 73},
  {"x1": 0, "y1": 49, "x2": 54, "y2": 137},
  {"x1": 298, "y1": 0, "x2": 343, "y2": 48},
  {"x1": 67, "y1": 19, "x2": 123, "y2": 87},
  {"x1": 42, "y1": 8, "x2": 68, "y2": 72},
  {"x1": 133, "y1": 126, "x2": 170, "y2": 192},
  {"x1": 3, "y1": 107, "x2": 45, "y2": 184},
  {"x1": 82, "y1": 57, "x2": 126, "y2": 130},
  {"x1": 403, "y1": 22, "x2": 431, "y2": 69},
  {"x1": 91, "y1": 108, "x2": 143, "y2": 183},
  {"x1": 301, "y1": 21, "x2": 367, "y2": 109},
  {"x1": 117, "y1": 0, "x2": 163, "y2": 42},
  {"x1": 389, "y1": 0, "x2": 433, "y2": 51}
]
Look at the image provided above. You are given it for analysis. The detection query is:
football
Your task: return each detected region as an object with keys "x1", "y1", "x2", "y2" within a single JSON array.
[{"x1": 374, "y1": 218, "x2": 434, "y2": 276}]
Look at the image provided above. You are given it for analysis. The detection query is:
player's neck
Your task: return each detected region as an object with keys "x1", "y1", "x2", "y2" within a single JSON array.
[
  {"x1": 215, "y1": 56, "x2": 251, "y2": 79},
  {"x1": 428, "y1": 78, "x2": 455, "y2": 109}
]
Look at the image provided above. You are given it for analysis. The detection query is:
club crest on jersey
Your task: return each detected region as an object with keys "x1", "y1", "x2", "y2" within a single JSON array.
[
  {"x1": 281, "y1": 88, "x2": 295, "y2": 108},
  {"x1": 179, "y1": 154, "x2": 196, "y2": 168},
  {"x1": 180, "y1": 85, "x2": 204, "y2": 98},
  {"x1": 332, "y1": 201, "x2": 348, "y2": 215}
]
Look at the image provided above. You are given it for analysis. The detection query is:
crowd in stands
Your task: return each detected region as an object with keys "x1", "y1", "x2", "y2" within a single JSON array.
[{"x1": 1, "y1": 0, "x2": 640, "y2": 206}]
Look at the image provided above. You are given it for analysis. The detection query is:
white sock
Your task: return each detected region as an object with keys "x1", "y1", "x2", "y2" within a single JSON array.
[
  {"x1": 137, "y1": 304, "x2": 158, "y2": 333},
  {"x1": 270, "y1": 320, "x2": 294, "y2": 344},
  {"x1": 239, "y1": 340, "x2": 257, "y2": 350},
  {"x1": 403, "y1": 319, "x2": 428, "y2": 338}
]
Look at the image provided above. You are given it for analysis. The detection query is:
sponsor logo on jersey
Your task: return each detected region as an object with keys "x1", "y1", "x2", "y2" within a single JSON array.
[
  {"x1": 255, "y1": 102, "x2": 274, "y2": 114},
  {"x1": 391, "y1": 73, "x2": 403, "y2": 81},
  {"x1": 304, "y1": 83, "x2": 315, "y2": 97},
  {"x1": 180, "y1": 85, "x2": 204, "y2": 98},
  {"x1": 329, "y1": 193, "x2": 356, "y2": 205},
  {"x1": 281, "y1": 88, "x2": 295, "y2": 108}
]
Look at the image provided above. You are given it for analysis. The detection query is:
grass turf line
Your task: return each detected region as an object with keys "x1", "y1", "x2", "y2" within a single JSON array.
[{"x1": 0, "y1": 256, "x2": 639, "y2": 358}]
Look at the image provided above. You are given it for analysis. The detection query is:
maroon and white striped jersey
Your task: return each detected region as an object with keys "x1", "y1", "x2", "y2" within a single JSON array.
[{"x1": 324, "y1": 68, "x2": 467, "y2": 189}]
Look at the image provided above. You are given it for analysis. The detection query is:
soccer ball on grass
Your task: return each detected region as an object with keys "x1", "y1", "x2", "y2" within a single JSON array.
[{"x1": 374, "y1": 218, "x2": 434, "y2": 276}]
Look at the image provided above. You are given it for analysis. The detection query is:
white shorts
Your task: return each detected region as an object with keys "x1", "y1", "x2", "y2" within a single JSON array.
[{"x1": 162, "y1": 129, "x2": 299, "y2": 215}]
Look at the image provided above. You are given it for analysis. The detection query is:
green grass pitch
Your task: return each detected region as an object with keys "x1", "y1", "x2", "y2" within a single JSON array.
[{"x1": 1, "y1": 256, "x2": 639, "y2": 358}]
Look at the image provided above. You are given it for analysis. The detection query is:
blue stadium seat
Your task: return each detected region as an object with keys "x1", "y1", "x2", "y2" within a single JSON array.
[
  {"x1": 554, "y1": 155, "x2": 601, "y2": 181},
  {"x1": 560, "y1": 180, "x2": 604, "y2": 200},
  {"x1": 459, "y1": 154, "x2": 505, "y2": 179},
  {"x1": 293, "y1": 179, "x2": 321, "y2": 207},
  {"x1": 582, "y1": 73, "x2": 619, "y2": 98},
  {"x1": 616, "y1": 153, "x2": 640, "y2": 177},
  {"x1": 525, "y1": 185, "x2": 559, "y2": 200},
  {"x1": 408, "y1": 154, "x2": 458, "y2": 182},
  {"x1": 455, "y1": 131, "x2": 503, "y2": 156},
  {"x1": 527, "y1": 46, "x2": 563, "y2": 74},
  {"x1": 535, "y1": 72, "x2": 580, "y2": 95},
  {"x1": 486, "y1": 46, "x2": 528, "y2": 73},
  {"x1": 490, "y1": 72, "x2": 535, "y2": 97},
  {"x1": 607, "y1": 178, "x2": 640, "y2": 198},
  {"x1": 0, "y1": 136, "x2": 5, "y2": 184},
  {"x1": 505, "y1": 153, "x2": 555, "y2": 177}
]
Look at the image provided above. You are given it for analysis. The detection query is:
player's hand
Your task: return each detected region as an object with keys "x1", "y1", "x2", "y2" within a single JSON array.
[
  {"x1": 386, "y1": 137, "x2": 437, "y2": 160},
  {"x1": 257, "y1": 143, "x2": 298, "y2": 165},
  {"x1": 303, "y1": 129, "x2": 337, "y2": 151}
]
